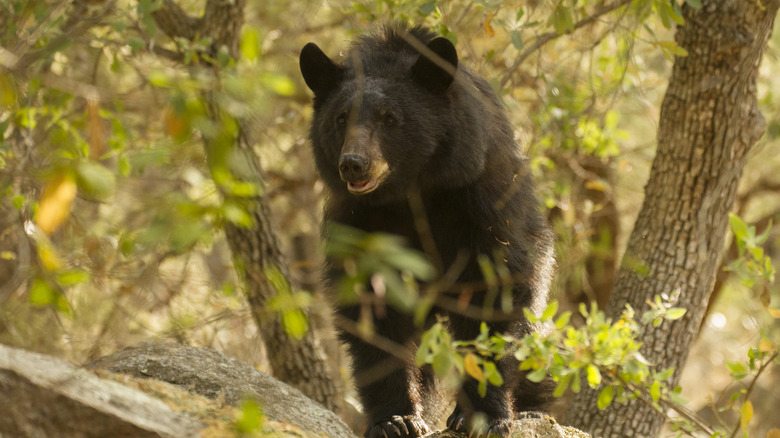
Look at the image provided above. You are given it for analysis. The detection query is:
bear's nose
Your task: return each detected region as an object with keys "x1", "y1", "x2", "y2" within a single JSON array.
[{"x1": 339, "y1": 154, "x2": 369, "y2": 181}]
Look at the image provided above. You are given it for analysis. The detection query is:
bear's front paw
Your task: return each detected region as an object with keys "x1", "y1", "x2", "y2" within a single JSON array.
[
  {"x1": 365, "y1": 415, "x2": 430, "y2": 438},
  {"x1": 446, "y1": 410, "x2": 512, "y2": 438}
]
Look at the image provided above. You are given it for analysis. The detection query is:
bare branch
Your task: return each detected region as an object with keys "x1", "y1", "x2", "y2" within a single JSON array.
[
  {"x1": 11, "y1": 0, "x2": 116, "y2": 75},
  {"x1": 499, "y1": 0, "x2": 633, "y2": 89}
]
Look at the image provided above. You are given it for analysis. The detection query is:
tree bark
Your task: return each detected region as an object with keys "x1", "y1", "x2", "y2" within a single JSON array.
[
  {"x1": 565, "y1": 1, "x2": 779, "y2": 436},
  {"x1": 150, "y1": 0, "x2": 344, "y2": 415}
]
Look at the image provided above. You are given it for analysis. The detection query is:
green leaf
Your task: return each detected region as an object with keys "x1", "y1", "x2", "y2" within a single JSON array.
[
  {"x1": 586, "y1": 364, "x2": 601, "y2": 388},
  {"x1": 523, "y1": 307, "x2": 539, "y2": 324},
  {"x1": 261, "y1": 73, "x2": 295, "y2": 96},
  {"x1": 29, "y1": 278, "x2": 56, "y2": 307},
  {"x1": 553, "y1": 373, "x2": 573, "y2": 397},
  {"x1": 76, "y1": 161, "x2": 116, "y2": 200},
  {"x1": 671, "y1": 45, "x2": 688, "y2": 57},
  {"x1": 597, "y1": 385, "x2": 614, "y2": 410},
  {"x1": 726, "y1": 361, "x2": 748, "y2": 380},
  {"x1": 669, "y1": 387, "x2": 688, "y2": 405},
  {"x1": 571, "y1": 372, "x2": 581, "y2": 393},
  {"x1": 484, "y1": 361, "x2": 504, "y2": 386},
  {"x1": 127, "y1": 36, "x2": 146, "y2": 52},
  {"x1": 147, "y1": 70, "x2": 171, "y2": 87},
  {"x1": 118, "y1": 155, "x2": 131, "y2": 177},
  {"x1": 667, "y1": 2, "x2": 684, "y2": 25},
  {"x1": 650, "y1": 380, "x2": 661, "y2": 402},
  {"x1": 578, "y1": 302, "x2": 589, "y2": 317},
  {"x1": 478, "y1": 379, "x2": 488, "y2": 397},
  {"x1": 527, "y1": 367, "x2": 547, "y2": 383},
  {"x1": 221, "y1": 200, "x2": 254, "y2": 228},
  {"x1": 664, "y1": 307, "x2": 687, "y2": 320},
  {"x1": 755, "y1": 219, "x2": 772, "y2": 244},
  {"x1": 418, "y1": 1, "x2": 437, "y2": 16},
  {"x1": 510, "y1": 31, "x2": 524, "y2": 50},
  {"x1": 541, "y1": 299, "x2": 559, "y2": 320},
  {"x1": 548, "y1": 3, "x2": 574, "y2": 34},
  {"x1": 655, "y1": 367, "x2": 675, "y2": 381},
  {"x1": 433, "y1": 349, "x2": 455, "y2": 378},
  {"x1": 729, "y1": 213, "x2": 750, "y2": 240},
  {"x1": 234, "y1": 399, "x2": 264, "y2": 433},
  {"x1": 241, "y1": 27, "x2": 261, "y2": 62},
  {"x1": 555, "y1": 311, "x2": 572, "y2": 328},
  {"x1": 56, "y1": 269, "x2": 91, "y2": 286},
  {"x1": 12, "y1": 195, "x2": 25, "y2": 210},
  {"x1": 281, "y1": 309, "x2": 309, "y2": 340},
  {"x1": 0, "y1": 74, "x2": 17, "y2": 108},
  {"x1": 685, "y1": 0, "x2": 702, "y2": 8}
]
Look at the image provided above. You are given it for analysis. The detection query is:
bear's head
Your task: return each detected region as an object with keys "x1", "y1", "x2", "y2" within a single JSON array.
[{"x1": 299, "y1": 26, "x2": 464, "y2": 203}]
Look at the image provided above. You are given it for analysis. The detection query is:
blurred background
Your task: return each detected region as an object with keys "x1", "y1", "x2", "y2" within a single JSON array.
[{"x1": 0, "y1": 0, "x2": 778, "y2": 436}]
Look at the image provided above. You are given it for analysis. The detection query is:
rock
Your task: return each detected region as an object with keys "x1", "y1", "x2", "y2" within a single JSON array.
[
  {"x1": 433, "y1": 416, "x2": 591, "y2": 438},
  {"x1": 0, "y1": 343, "x2": 202, "y2": 437},
  {"x1": 2, "y1": 341, "x2": 589, "y2": 438},
  {"x1": 87, "y1": 341, "x2": 356, "y2": 438}
]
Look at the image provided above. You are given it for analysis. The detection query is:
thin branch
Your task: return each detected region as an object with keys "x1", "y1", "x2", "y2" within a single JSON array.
[
  {"x1": 334, "y1": 314, "x2": 413, "y2": 362},
  {"x1": 499, "y1": 0, "x2": 634, "y2": 89},
  {"x1": 727, "y1": 351, "x2": 779, "y2": 438},
  {"x1": 11, "y1": 0, "x2": 116, "y2": 75},
  {"x1": 616, "y1": 375, "x2": 716, "y2": 436}
]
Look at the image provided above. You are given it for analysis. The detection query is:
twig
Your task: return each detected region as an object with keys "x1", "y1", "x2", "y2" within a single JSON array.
[
  {"x1": 616, "y1": 375, "x2": 716, "y2": 436},
  {"x1": 727, "y1": 351, "x2": 779, "y2": 438},
  {"x1": 499, "y1": 0, "x2": 634, "y2": 89}
]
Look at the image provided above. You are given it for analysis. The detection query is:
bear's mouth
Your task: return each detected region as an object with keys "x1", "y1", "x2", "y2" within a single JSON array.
[{"x1": 346, "y1": 166, "x2": 390, "y2": 195}]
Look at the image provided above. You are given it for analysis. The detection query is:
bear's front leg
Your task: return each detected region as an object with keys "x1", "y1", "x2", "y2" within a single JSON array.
[
  {"x1": 445, "y1": 382, "x2": 514, "y2": 438},
  {"x1": 445, "y1": 316, "x2": 518, "y2": 438},
  {"x1": 338, "y1": 307, "x2": 430, "y2": 438}
]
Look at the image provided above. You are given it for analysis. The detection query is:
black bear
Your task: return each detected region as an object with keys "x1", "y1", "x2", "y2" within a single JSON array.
[{"x1": 299, "y1": 24, "x2": 554, "y2": 438}]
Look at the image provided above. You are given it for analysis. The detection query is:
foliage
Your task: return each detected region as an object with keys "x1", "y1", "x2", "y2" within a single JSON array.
[
  {"x1": 2, "y1": 0, "x2": 780, "y2": 435},
  {"x1": 336, "y1": 213, "x2": 778, "y2": 437},
  {"x1": 234, "y1": 398, "x2": 265, "y2": 436},
  {"x1": 726, "y1": 214, "x2": 776, "y2": 290},
  {"x1": 325, "y1": 223, "x2": 436, "y2": 332}
]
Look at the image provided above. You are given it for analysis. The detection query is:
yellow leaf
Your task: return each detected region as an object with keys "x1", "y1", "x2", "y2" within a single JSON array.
[
  {"x1": 483, "y1": 14, "x2": 495, "y2": 38},
  {"x1": 740, "y1": 400, "x2": 753, "y2": 434},
  {"x1": 758, "y1": 339, "x2": 776, "y2": 353},
  {"x1": 35, "y1": 174, "x2": 77, "y2": 235},
  {"x1": 768, "y1": 308, "x2": 780, "y2": 318},
  {"x1": 585, "y1": 179, "x2": 608, "y2": 192},
  {"x1": 38, "y1": 242, "x2": 64, "y2": 271},
  {"x1": 766, "y1": 428, "x2": 780, "y2": 438},
  {"x1": 464, "y1": 353, "x2": 484, "y2": 381}
]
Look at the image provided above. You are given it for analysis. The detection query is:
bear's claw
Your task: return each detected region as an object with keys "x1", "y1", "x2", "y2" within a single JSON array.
[
  {"x1": 446, "y1": 411, "x2": 513, "y2": 438},
  {"x1": 366, "y1": 415, "x2": 429, "y2": 438}
]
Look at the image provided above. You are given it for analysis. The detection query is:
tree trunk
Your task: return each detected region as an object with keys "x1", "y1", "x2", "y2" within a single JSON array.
[
  {"x1": 564, "y1": 1, "x2": 779, "y2": 436},
  {"x1": 150, "y1": 0, "x2": 344, "y2": 415}
]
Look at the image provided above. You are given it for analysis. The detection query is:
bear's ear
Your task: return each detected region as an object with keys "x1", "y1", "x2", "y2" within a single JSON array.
[
  {"x1": 411, "y1": 37, "x2": 458, "y2": 93},
  {"x1": 300, "y1": 42, "x2": 344, "y2": 97}
]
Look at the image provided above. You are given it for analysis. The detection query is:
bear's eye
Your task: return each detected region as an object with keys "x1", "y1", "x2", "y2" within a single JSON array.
[
  {"x1": 382, "y1": 113, "x2": 397, "y2": 126},
  {"x1": 337, "y1": 112, "x2": 347, "y2": 126}
]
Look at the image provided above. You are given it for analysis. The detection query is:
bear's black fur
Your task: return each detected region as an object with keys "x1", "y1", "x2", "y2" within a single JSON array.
[{"x1": 300, "y1": 24, "x2": 555, "y2": 438}]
